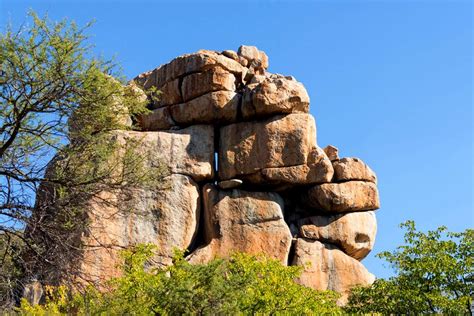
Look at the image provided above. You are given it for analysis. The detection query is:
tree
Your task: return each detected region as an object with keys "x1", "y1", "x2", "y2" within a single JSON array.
[
  {"x1": 345, "y1": 221, "x2": 473, "y2": 314},
  {"x1": 0, "y1": 11, "x2": 153, "y2": 306},
  {"x1": 18, "y1": 245, "x2": 342, "y2": 315}
]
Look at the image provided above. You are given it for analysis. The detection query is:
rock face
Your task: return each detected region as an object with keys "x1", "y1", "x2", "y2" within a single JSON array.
[
  {"x1": 292, "y1": 239, "x2": 375, "y2": 304},
  {"x1": 188, "y1": 185, "x2": 292, "y2": 264},
  {"x1": 110, "y1": 126, "x2": 215, "y2": 182},
  {"x1": 28, "y1": 46, "x2": 381, "y2": 303},
  {"x1": 298, "y1": 211, "x2": 377, "y2": 260},
  {"x1": 81, "y1": 174, "x2": 200, "y2": 282},
  {"x1": 303, "y1": 181, "x2": 380, "y2": 212}
]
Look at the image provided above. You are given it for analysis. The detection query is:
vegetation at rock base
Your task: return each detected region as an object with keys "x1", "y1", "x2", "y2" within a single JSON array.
[
  {"x1": 345, "y1": 221, "x2": 473, "y2": 314},
  {"x1": 18, "y1": 245, "x2": 341, "y2": 315},
  {"x1": 0, "y1": 11, "x2": 156, "y2": 305}
]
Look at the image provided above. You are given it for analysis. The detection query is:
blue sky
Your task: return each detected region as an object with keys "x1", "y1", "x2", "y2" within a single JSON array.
[{"x1": 2, "y1": 0, "x2": 472, "y2": 278}]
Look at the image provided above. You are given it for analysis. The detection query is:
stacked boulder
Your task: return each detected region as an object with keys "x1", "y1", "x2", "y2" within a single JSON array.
[{"x1": 33, "y1": 46, "x2": 380, "y2": 303}]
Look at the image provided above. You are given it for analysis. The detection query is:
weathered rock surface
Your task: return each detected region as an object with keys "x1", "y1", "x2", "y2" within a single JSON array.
[
  {"x1": 188, "y1": 185, "x2": 292, "y2": 264},
  {"x1": 323, "y1": 145, "x2": 339, "y2": 161},
  {"x1": 170, "y1": 90, "x2": 239, "y2": 125},
  {"x1": 292, "y1": 239, "x2": 375, "y2": 304},
  {"x1": 242, "y1": 76, "x2": 309, "y2": 119},
  {"x1": 304, "y1": 181, "x2": 380, "y2": 212},
  {"x1": 110, "y1": 126, "x2": 214, "y2": 182},
  {"x1": 333, "y1": 157, "x2": 377, "y2": 183},
  {"x1": 219, "y1": 113, "x2": 317, "y2": 180},
  {"x1": 182, "y1": 66, "x2": 236, "y2": 102},
  {"x1": 29, "y1": 46, "x2": 381, "y2": 304},
  {"x1": 134, "y1": 50, "x2": 246, "y2": 91},
  {"x1": 154, "y1": 78, "x2": 182, "y2": 107},
  {"x1": 81, "y1": 174, "x2": 200, "y2": 283},
  {"x1": 298, "y1": 211, "x2": 377, "y2": 260},
  {"x1": 137, "y1": 107, "x2": 175, "y2": 131},
  {"x1": 238, "y1": 45, "x2": 268, "y2": 69}
]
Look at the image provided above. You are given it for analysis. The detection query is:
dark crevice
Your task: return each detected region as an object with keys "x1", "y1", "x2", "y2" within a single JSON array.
[
  {"x1": 236, "y1": 216, "x2": 283, "y2": 226},
  {"x1": 186, "y1": 183, "x2": 208, "y2": 255},
  {"x1": 287, "y1": 238, "x2": 297, "y2": 266}
]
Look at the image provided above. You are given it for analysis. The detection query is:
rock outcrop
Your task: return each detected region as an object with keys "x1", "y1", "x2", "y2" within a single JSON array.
[{"x1": 28, "y1": 46, "x2": 380, "y2": 304}]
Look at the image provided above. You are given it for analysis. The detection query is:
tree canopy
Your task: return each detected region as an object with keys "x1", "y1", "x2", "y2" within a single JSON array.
[
  {"x1": 0, "y1": 11, "x2": 151, "y2": 305},
  {"x1": 345, "y1": 221, "x2": 473, "y2": 314}
]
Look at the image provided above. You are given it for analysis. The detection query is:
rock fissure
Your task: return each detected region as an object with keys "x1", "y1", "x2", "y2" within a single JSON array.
[{"x1": 29, "y1": 45, "x2": 380, "y2": 305}]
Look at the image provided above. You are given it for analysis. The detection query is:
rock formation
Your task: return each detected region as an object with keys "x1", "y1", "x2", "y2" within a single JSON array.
[{"x1": 28, "y1": 46, "x2": 380, "y2": 303}]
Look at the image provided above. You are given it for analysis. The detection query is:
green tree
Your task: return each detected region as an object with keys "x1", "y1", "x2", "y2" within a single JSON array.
[
  {"x1": 19, "y1": 245, "x2": 341, "y2": 315},
  {"x1": 345, "y1": 221, "x2": 473, "y2": 314},
  {"x1": 0, "y1": 11, "x2": 154, "y2": 306}
]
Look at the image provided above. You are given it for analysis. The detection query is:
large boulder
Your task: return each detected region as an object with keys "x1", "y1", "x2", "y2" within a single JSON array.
[
  {"x1": 303, "y1": 181, "x2": 380, "y2": 212},
  {"x1": 111, "y1": 125, "x2": 214, "y2": 182},
  {"x1": 247, "y1": 146, "x2": 333, "y2": 188},
  {"x1": 81, "y1": 174, "x2": 200, "y2": 283},
  {"x1": 181, "y1": 66, "x2": 236, "y2": 102},
  {"x1": 187, "y1": 185, "x2": 292, "y2": 264},
  {"x1": 242, "y1": 76, "x2": 309, "y2": 119},
  {"x1": 170, "y1": 91, "x2": 239, "y2": 125},
  {"x1": 134, "y1": 50, "x2": 247, "y2": 91},
  {"x1": 136, "y1": 107, "x2": 175, "y2": 131},
  {"x1": 298, "y1": 211, "x2": 377, "y2": 260},
  {"x1": 333, "y1": 157, "x2": 377, "y2": 183},
  {"x1": 219, "y1": 114, "x2": 328, "y2": 184},
  {"x1": 292, "y1": 238, "x2": 375, "y2": 304}
]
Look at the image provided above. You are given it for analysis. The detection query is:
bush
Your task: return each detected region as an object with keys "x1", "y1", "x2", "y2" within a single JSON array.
[{"x1": 18, "y1": 245, "x2": 341, "y2": 315}]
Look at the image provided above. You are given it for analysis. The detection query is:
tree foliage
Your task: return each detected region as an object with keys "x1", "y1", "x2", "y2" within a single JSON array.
[
  {"x1": 0, "y1": 11, "x2": 153, "y2": 305},
  {"x1": 18, "y1": 245, "x2": 341, "y2": 315},
  {"x1": 345, "y1": 221, "x2": 473, "y2": 314}
]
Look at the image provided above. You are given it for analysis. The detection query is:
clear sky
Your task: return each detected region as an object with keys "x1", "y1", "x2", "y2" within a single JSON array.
[{"x1": 2, "y1": 0, "x2": 472, "y2": 279}]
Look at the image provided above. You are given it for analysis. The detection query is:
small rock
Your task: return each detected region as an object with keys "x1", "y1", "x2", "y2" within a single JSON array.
[
  {"x1": 238, "y1": 45, "x2": 260, "y2": 62},
  {"x1": 333, "y1": 157, "x2": 377, "y2": 183},
  {"x1": 222, "y1": 50, "x2": 239, "y2": 61},
  {"x1": 323, "y1": 145, "x2": 339, "y2": 161},
  {"x1": 238, "y1": 56, "x2": 248, "y2": 67}
]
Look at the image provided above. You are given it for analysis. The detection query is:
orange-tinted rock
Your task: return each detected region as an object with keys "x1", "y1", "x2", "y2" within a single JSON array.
[
  {"x1": 333, "y1": 157, "x2": 377, "y2": 183},
  {"x1": 136, "y1": 107, "x2": 175, "y2": 131},
  {"x1": 182, "y1": 66, "x2": 236, "y2": 102},
  {"x1": 304, "y1": 181, "x2": 380, "y2": 212},
  {"x1": 134, "y1": 50, "x2": 246, "y2": 89},
  {"x1": 81, "y1": 174, "x2": 200, "y2": 283},
  {"x1": 237, "y1": 45, "x2": 269, "y2": 69},
  {"x1": 187, "y1": 185, "x2": 292, "y2": 265},
  {"x1": 154, "y1": 78, "x2": 182, "y2": 107},
  {"x1": 219, "y1": 113, "x2": 317, "y2": 180},
  {"x1": 111, "y1": 126, "x2": 214, "y2": 181},
  {"x1": 323, "y1": 145, "x2": 339, "y2": 161},
  {"x1": 298, "y1": 211, "x2": 377, "y2": 260},
  {"x1": 242, "y1": 146, "x2": 334, "y2": 188},
  {"x1": 292, "y1": 239, "x2": 375, "y2": 304},
  {"x1": 170, "y1": 91, "x2": 239, "y2": 125},
  {"x1": 242, "y1": 76, "x2": 309, "y2": 119}
]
